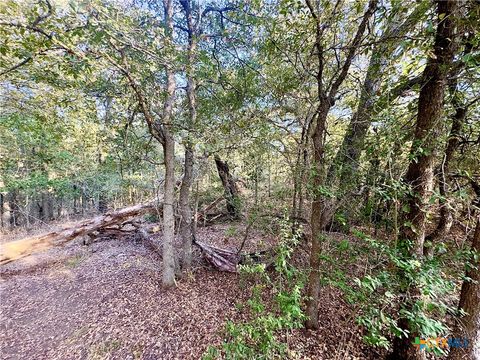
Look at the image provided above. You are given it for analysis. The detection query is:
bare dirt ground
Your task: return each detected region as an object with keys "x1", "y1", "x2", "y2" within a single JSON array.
[{"x1": 0, "y1": 223, "x2": 382, "y2": 360}]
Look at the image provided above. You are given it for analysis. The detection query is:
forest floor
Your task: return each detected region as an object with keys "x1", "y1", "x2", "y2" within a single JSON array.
[{"x1": 1, "y1": 221, "x2": 384, "y2": 360}]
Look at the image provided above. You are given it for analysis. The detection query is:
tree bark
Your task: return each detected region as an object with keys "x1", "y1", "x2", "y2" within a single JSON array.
[
  {"x1": 424, "y1": 98, "x2": 466, "y2": 255},
  {"x1": 98, "y1": 96, "x2": 112, "y2": 214},
  {"x1": 179, "y1": 144, "x2": 194, "y2": 270},
  {"x1": 292, "y1": 112, "x2": 311, "y2": 229},
  {"x1": 162, "y1": 132, "x2": 176, "y2": 287},
  {"x1": 214, "y1": 155, "x2": 240, "y2": 219},
  {"x1": 424, "y1": 25, "x2": 475, "y2": 253},
  {"x1": 391, "y1": 1, "x2": 458, "y2": 359},
  {"x1": 448, "y1": 217, "x2": 480, "y2": 360},
  {"x1": 160, "y1": 0, "x2": 177, "y2": 288},
  {"x1": 305, "y1": 103, "x2": 333, "y2": 329}
]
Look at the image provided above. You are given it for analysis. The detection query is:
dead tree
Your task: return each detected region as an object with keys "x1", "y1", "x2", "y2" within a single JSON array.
[
  {"x1": 0, "y1": 202, "x2": 155, "y2": 265},
  {"x1": 214, "y1": 155, "x2": 240, "y2": 219}
]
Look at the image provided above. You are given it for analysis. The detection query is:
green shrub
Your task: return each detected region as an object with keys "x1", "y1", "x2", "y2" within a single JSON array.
[{"x1": 204, "y1": 219, "x2": 306, "y2": 359}]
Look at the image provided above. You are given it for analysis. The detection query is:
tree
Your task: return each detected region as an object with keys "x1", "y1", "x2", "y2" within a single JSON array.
[
  {"x1": 303, "y1": 0, "x2": 378, "y2": 329},
  {"x1": 448, "y1": 214, "x2": 480, "y2": 360},
  {"x1": 326, "y1": 2, "x2": 427, "y2": 219},
  {"x1": 391, "y1": 0, "x2": 458, "y2": 358}
]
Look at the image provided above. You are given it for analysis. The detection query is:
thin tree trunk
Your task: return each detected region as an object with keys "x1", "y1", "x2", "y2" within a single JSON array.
[
  {"x1": 57, "y1": 197, "x2": 62, "y2": 218},
  {"x1": 160, "y1": 0, "x2": 177, "y2": 287},
  {"x1": 0, "y1": 193, "x2": 4, "y2": 228},
  {"x1": 98, "y1": 96, "x2": 112, "y2": 214},
  {"x1": 8, "y1": 190, "x2": 19, "y2": 228},
  {"x1": 292, "y1": 114, "x2": 311, "y2": 228},
  {"x1": 81, "y1": 187, "x2": 87, "y2": 215},
  {"x1": 391, "y1": 1, "x2": 458, "y2": 359},
  {"x1": 305, "y1": 0, "x2": 377, "y2": 329},
  {"x1": 448, "y1": 216, "x2": 480, "y2": 360},
  {"x1": 162, "y1": 132, "x2": 176, "y2": 287},
  {"x1": 179, "y1": 144, "x2": 194, "y2": 270},
  {"x1": 152, "y1": 0, "x2": 176, "y2": 287},
  {"x1": 113, "y1": 0, "x2": 177, "y2": 287}
]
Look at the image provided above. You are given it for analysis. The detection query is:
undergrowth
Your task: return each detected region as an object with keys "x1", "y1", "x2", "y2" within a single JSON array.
[{"x1": 203, "y1": 219, "x2": 306, "y2": 360}]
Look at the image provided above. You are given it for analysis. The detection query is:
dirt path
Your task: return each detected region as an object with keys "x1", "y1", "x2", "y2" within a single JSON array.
[{"x1": 0, "y1": 234, "x2": 243, "y2": 360}]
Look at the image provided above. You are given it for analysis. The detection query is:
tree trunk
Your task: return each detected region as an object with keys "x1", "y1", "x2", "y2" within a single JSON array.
[
  {"x1": 179, "y1": 143, "x2": 194, "y2": 270},
  {"x1": 391, "y1": 1, "x2": 458, "y2": 359},
  {"x1": 81, "y1": 187, "x2": 88, "y2": 215},
  {"x1": 305, "y1": 103, "x2": 331, "y2": 329},
  {"x1": 424, "y1": 98, "x2": 466, "y2": 255},
  {"x1": 214, "y1": 155, "x2": 240, "y2": 219},
  {"x1": 57, "y1": 197, "x2": 63, "y2": 218},
  {"x1": 162, "y1": 133, "x2": 176, "y2": 287},
  {"x1": 0, "y1": 193, "x2": 4, "y2": 228},
  {"x1": 424, "y1": 25, "x2": 473, "y2": 253},
  {"x1": 292, "y1": 113, "x2": 311, "y2": 229},
  {"x1": 448, "y1": 217, "x2": 480, "y2": 360},
  {"x1": 328, "y1": 2, "x2": 426, "y2": 191},
  {"x1": 9, "y1": 190, "x2": 19, "y2": 228},
  {"x1": 98, "y1": 96, "x2": 112, "y2": 214}
]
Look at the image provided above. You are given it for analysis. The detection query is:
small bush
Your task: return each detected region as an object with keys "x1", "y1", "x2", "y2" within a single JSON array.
[{"x1": 204, "y1": 219, "x2": 306, "y2": 359}]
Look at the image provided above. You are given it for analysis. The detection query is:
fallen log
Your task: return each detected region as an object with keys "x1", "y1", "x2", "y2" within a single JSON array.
[
  {"x1": 195, "y1": 196, "x2": 225, "y2": 224},
  {"x1": 0, "y1": 202, "x2": 156, "y2": 265},
  {"x1": 193, "y1": 235, "x2": 275, "y2": 273}
]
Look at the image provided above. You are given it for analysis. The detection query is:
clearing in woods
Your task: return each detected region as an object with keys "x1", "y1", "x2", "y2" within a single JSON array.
[{"x1": 0, "y1": 223, "x2": 380, "y2": 359}]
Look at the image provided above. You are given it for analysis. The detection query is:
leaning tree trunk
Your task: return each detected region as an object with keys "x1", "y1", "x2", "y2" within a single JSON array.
[
  {"x1": 391, "y1": 1, "x2": 458, "y2": 359},
  {"x1": 448, "y1": 216, "x2": 480, "y2": 360},
  {"x1": 327, "y1": 2, "x2": 426, "y2": 192},
  {"x1": 424, "y1": 92, "x2": 466, "y2": 255},
  {"x1": 214, "y1": 155, "x2": 240, "y2": 219}
]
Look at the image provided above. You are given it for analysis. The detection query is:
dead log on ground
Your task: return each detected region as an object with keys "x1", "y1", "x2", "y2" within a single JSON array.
[
  {"x1": 193, "y1": 235, "x2": 275, "y2": 273},
  {"x1": 195, "y1": 196, "x2": 225, "y2": 225},
  {"x1": 0, "y1": 202, "x2": 156, "y2": 265}
]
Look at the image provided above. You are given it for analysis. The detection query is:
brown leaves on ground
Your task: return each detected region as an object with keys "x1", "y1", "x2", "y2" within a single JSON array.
[{"x1": 1, "y1": 223, "x2": 382, "y2": 359}]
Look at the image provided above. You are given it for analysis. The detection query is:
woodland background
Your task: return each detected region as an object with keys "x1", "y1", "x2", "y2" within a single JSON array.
[{"x1": 0, "y1": 0, "x2": 479, "y2": 359}]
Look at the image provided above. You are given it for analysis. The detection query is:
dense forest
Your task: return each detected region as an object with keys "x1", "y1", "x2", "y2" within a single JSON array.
[{"x1": 0, "y1": 0, "x2": 479, "y2": 359}]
